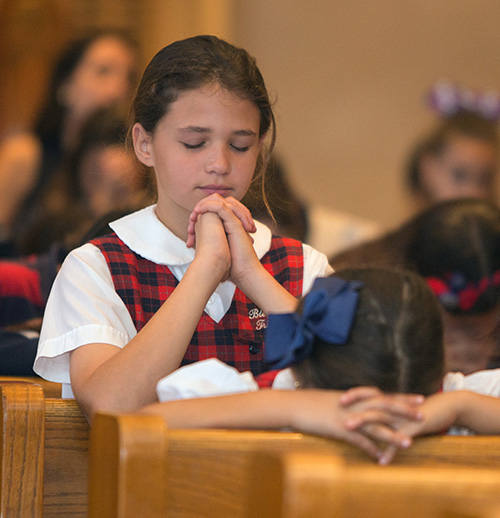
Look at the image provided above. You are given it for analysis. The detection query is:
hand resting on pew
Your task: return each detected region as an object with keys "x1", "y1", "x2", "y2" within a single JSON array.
[{"x1": 140, "y1": 386, "x2": 423, "y2": 463}]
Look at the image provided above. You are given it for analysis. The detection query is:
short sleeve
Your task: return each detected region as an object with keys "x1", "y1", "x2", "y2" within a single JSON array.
[{"x1": 34, "y1": 243, "x2": 136, "y2": 384}]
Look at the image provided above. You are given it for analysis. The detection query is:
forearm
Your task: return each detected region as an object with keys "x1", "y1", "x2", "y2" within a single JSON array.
[
  {"x1": 236, "y1": 266, "x2": 298, "y2": 315},
  {"x1": 140, "y1": 388, "x2": 419, "y2": 462},
  {"x1": 140, "y1": 390, "x2": 300, "y2": 430},
  {"x1": 454, "y1": 391, "x2": 500, "y2": 433},
  {"x1": 404, "y1": 391, "x2": 500, "y2": 438}
]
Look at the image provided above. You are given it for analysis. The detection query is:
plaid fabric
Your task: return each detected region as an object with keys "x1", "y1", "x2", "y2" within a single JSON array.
[{"x1": 92, "y1": 232, "x2": 304, "y2": 375}]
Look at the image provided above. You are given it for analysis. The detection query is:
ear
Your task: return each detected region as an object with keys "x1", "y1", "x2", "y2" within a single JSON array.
[{"x1": 132, "y1": 123, "x2": 154, "y2": 167}]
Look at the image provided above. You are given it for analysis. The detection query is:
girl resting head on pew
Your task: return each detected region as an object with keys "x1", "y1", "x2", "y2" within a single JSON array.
[{"x1": 143, "y1": 267, "x2": 500, "y2": 465}]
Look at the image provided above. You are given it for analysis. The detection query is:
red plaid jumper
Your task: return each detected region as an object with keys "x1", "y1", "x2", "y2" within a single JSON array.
[{"x1": 92, "y1": 233, "x2": 304, "y2": 375}]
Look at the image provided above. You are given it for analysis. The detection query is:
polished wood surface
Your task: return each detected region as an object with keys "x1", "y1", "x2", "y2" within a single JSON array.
[
  {"x1": 0, "y1": 376, "x2": 62, "y2": 397},
  {"x1": 43, "y1": 397, "x2": 89, "y2": 518},
  {"x1": 4, "y1": 382, "x2": 500, "y2": 518},
  {"x1": 251, "y1": 450, "x2": 500, "y2": 518},
  {"x1": 89, "y1": 412, "x2": 500, "y2": 518},
  {"x1": 0, "y1": 382, "x2": 88, "y2": 518},
  {"x1": 0, "y1": 382, "x2": 44, "y2": 518}
]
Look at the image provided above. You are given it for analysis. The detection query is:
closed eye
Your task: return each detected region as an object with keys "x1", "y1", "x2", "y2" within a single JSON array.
[
  {"x1": 230, "y1": 144, "x2": 251, "y2": 152},
  {"x1": 182, "y1": 142, "x2": 205, "y2": 150}
]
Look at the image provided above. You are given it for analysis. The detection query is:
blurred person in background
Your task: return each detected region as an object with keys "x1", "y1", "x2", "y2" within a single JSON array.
[
  {"x1": 0, "y1": 29, "x2": 140, "y2": 254},
  {"x1": 15, "y1": 106, "x2": 152, "y2": 255},
  {"x1": 331, "y1": 198, "x2": 500, "y2": 376},
  {"x1": 242, "y1": 154, "x2": 381, "y2": 257},
  {"x1": 406, "y1": 81, "x2": 500, "y2": 211}
]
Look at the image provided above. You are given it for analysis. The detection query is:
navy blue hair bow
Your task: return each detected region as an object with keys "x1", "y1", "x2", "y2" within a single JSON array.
[{"x1": 264, "y1": 276, "x2": 363, "y2": 370}]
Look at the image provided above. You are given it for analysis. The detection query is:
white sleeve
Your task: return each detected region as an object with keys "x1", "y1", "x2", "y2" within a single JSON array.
[
  {"x1": 156, "y1": 358, "x2": 259, "y2": 401},
  {"x1": 34, "y1": 243, "x2": 136, "y2": 384},
  {"x1": 301, "y1": 243, "x2": 334, "y2": 296},
  {"x1": 443, "y1": 369, "x2": 500, "y2": 397}
]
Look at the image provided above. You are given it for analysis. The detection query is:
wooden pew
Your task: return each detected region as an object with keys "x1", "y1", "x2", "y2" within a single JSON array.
[
  {"x1": 89, "y1": 414, "x2": 319, "y2": 518},
  {"x1": 4, "y1": 380, "x2": 500, "y2": 518},
  {"x1": 0, "y1": 381, "x2": 44, "y2": 518},
  {"x1": 250, "y1": 450, "x2": 500, "y2": 518},
  {"x1": 88, "y1": 411, "x2": 500, "y2": 518},
  {"x1": 0, "y1": 382, "x2": 89, "y2": 518},
  {"x1": 43, "y1": 396, "x2": 89, "y2": 517},
  {"x1": 0, "y1": 375, "x2": 62, "y2": 397}
]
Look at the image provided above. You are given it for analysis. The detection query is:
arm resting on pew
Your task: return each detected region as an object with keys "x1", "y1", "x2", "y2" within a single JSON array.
[{"x1": 140, "y1": 388, "x2": 422, "y2": 461}]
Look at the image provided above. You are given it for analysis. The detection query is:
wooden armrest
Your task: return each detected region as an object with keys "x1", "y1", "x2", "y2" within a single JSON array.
[
  {"x1": 89, "y1": 412, "x2": 168, "y2": 518},
  {"x1": 250, "y1": 449, "x2": 500, "y2": 518},
  {"x1": 0, "y1": 376, "x2": 62, "y2": 397},
  {"x1": 0, "y1": 382, "x2": 44, "y2": 518}
]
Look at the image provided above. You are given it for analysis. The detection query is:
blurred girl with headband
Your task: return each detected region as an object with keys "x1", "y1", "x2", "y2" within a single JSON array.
[{"x1": 406, "y1": 81, "x2": 500, "y2": 209}]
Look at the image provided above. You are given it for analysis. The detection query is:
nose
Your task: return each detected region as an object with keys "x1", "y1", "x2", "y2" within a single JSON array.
[{"x1": 205, "y1": 145, "x2": 230, "y2": 175}]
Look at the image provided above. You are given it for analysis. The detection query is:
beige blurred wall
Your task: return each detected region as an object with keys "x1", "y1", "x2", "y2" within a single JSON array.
[
  {"x1": 3, "y1": 0, "x2": 500, "y2": 230},
  {"x1": 229, "y1": 0, "x2": 500, "y2": 229}
]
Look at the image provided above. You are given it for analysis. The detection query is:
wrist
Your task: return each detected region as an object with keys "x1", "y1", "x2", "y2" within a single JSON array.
[
  {"x1": 236, "y1": 267, "x2": 298, "y2": 315},
  {"x1": 452, "y1": 390, "x2": 475, "y2": 428},
  {"x1": 191, "y1": 252, "x2": 230, "y2": 282}
]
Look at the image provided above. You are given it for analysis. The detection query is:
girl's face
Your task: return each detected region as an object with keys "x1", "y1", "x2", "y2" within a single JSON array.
[
  {"x1": 61, "y1": 36, "x2": 137, "y2": 121},
  {"x1": 420, "y1": 135, "x2": 497, "y2": 202},
  {"x1": 133, "y1": 84, "x2": 262, "y2": 234}
]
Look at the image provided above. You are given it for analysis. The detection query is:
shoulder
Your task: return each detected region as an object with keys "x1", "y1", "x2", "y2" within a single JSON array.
[
  {"x1": 55, "y1": 243, "x2": 112, "y2": 294},
  {"x1": 301, "y1": 242, "x2": 334, "y2": 294}
]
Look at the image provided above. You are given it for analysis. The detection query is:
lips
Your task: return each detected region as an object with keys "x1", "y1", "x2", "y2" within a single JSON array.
[{"x1": 199, "y1": 185, "x2": 233, "y2": 196}]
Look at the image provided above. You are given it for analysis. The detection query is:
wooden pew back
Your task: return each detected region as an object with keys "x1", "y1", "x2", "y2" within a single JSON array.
[
  {"x1": 250, "y1": 450, "x2": 500, "y2": 518},
  {"x1": 0, "y1": 382, "x2": 89, "y2": 518},
  {"x1": 0, "y1": 382, "x2": 44, "y2": 518},
  {"x1": 5, "y1": 382, "x2": 500, "y2": 518},
  {"x1": 0, "y1": 376, "x2": 62, "y2": 397},
  {"x1": 43, "y1": 397, "x2": 89, "y2": 517},
  {"x1": 89, "y1": 413, "x2": 322, "y2": 518},
  {"x1": 89, "y1": 412, "x2": 500, "y2": 518}
]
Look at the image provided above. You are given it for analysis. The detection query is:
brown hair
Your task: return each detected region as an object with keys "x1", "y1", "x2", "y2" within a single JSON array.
[
  {"x1": 293, "y1": 268, "x2": 444, "y2": 396},
  {"x1": 129, "y1": 35, "x2": 275, "y2": 200},
  {"x1": 332, "y1": 198, "x2": 500, "y2": 315}
]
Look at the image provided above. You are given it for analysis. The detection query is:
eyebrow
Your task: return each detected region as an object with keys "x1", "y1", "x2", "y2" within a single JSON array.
[{"x1": 177, "y1": 126, "x2": 257, "y2": 137}]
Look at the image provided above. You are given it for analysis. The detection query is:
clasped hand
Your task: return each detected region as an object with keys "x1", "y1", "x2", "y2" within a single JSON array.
[{"x1": 186, "y1": 194, "x2": 260, "y2": 284}]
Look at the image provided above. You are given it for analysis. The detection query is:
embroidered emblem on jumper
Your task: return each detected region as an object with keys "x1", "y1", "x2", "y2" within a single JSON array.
[{"x1": 249, "y1": 308, "x2": 267, "y2": 330}]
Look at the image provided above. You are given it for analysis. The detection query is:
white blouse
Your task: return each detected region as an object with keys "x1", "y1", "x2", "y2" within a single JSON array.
[{"x1": 34, "y1": 205, "x2": 332, "y2": 397}]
